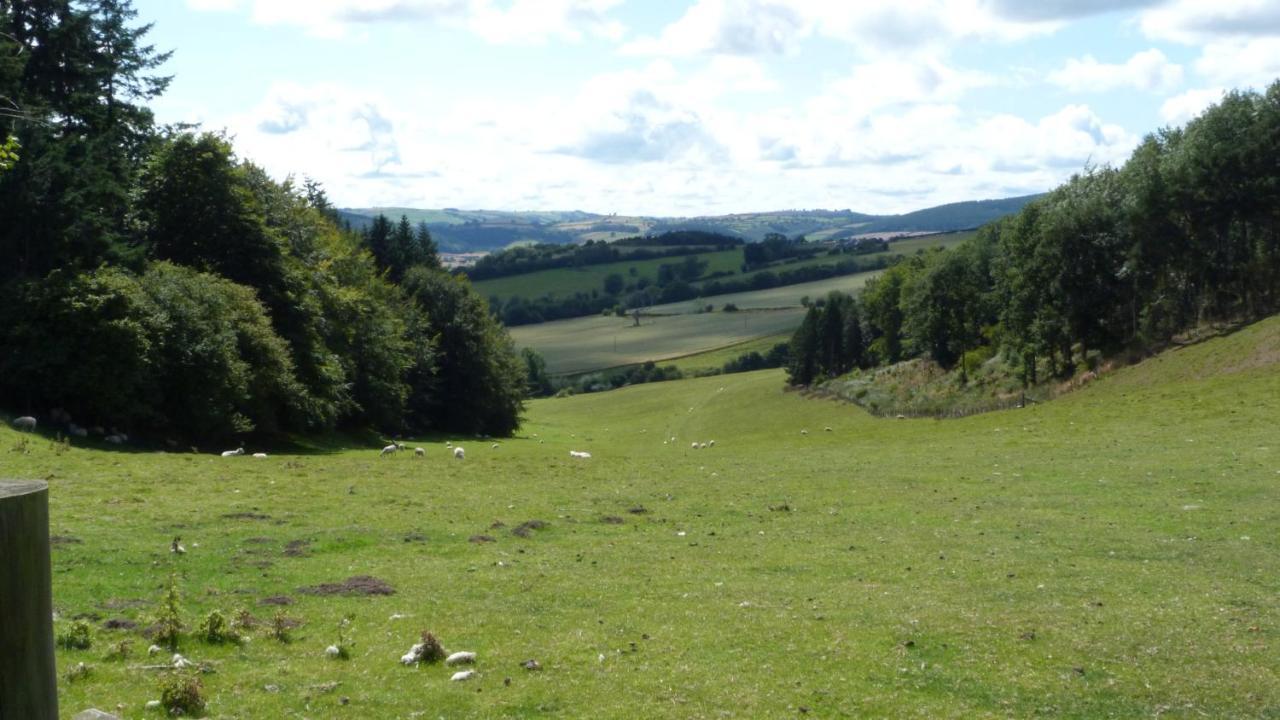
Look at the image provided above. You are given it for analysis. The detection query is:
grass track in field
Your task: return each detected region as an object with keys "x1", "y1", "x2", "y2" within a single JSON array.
[{"x1": 18, "y1": 315, "x2": 1280, "y2": 719}]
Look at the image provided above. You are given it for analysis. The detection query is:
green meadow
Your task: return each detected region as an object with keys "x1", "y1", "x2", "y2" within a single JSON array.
[{"x1": 11, "y1": 315, "x2": 1280, "y2": 718}]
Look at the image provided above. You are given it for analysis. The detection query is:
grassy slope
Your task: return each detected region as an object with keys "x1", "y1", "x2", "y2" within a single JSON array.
[{"x1": 14, "y1": 315, "x2": 1280, "y2": 718}]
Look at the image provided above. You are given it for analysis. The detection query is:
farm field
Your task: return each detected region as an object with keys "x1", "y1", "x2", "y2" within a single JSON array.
[
  {"x1": 650, "y1": 267, "x2": 887, "y2": 315},
  {"x1": 15, "y1": 314, "x2": 1280, "y2": 718},
  {"x1": 472, "y1": 249, "x2": 743, "y2": 304},
  {"x1": 472, "y1": 232, "x2": 969, "y2": 307},
  {"x1": 510, "y1": 308, "x2": 806, "y2": 375}
]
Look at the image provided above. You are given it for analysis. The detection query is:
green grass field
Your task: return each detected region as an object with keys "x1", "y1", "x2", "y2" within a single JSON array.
[
  {"x1": 510, "y1": 309, "x2": 806, "y2": 375},
  {"x1": 472, "y1": 250, "x2": 744, "y2": 304},
  {"x1": 473, "y1": 233, "x2": 970, "y2": 306},
  {"x1": 11, "y1": 315, "x2": 1280, "y2": 718}
]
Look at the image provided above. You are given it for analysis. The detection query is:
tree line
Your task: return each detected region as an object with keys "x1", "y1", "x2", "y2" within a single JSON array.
[
  {"x1": 0, "y1": 1, "x2": 525, "y2": 440},
  {"x1": 788, "y1": 82, "x2": 1280, "y2": 388}
]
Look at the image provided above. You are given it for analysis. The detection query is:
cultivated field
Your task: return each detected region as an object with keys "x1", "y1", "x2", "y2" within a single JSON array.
[
  {"x1": 13, "y1": 315, "x2": 1280, "y2": 718},
  {"x1": 471, "y1": 249, "x2": 742, "y2": 304},
  {"x1": 510, "y1": 308, "x2": 806, "y2": 375}
]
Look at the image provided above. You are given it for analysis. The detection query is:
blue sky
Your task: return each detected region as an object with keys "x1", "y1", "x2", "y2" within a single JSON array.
[{"x1": 135, "y1": 0, "x2": 1280, "y2": 216}]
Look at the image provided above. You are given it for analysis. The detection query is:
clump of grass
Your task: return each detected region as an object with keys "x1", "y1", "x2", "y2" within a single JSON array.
[
  {"x1": 270, "y1": 611, "x2": 296, "y2": 644},
  {"x1": 329, "y1": 614, "x2": 355, "y2": 659},
  {"x1": 63, "y1": 661, "x2": 92, "y2": 683},
  {"x1": 58, "y1": 619, "x2": 93, "y2": 650},
  {"x1": 103, "y1": 639, "x2": 132, "y2": 661},
  {"x1": 159, "y1": 672, "x2": 206, "y2": 716}
]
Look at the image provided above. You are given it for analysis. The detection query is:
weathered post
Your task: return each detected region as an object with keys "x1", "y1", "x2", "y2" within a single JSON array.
[{"x1": 0, "y1": 480, "x2": 59, "y2": 720}]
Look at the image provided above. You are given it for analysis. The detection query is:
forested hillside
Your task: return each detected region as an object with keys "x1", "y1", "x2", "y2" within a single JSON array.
[
  {"x1": 786, "y1": 83, "x2": 1280, "y2": 390},
  {"x1": 0, "y1": 1, "x2": 526, "y2": 440}
]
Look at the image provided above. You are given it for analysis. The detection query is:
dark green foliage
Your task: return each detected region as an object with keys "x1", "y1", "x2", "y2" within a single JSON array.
[
  {"x1": 198, "y1": 610, "x2": 238, "y2": 645},
  {"x1": 523, "y1": 348, "x2": 554, "y2": 397},
  {"x1": 402, "y1": 269, "x2": 526, "y2": 436},
  {"x1": 153, "y1": 571, "x2": 183, "y2": 651},
  {"x1": 787, "y1": 293, "x2": 863, "y2": 385}
]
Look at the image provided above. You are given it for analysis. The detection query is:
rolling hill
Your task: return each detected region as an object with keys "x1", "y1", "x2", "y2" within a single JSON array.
[{"x1": 339, "y1": 195, "x2": 1040, "y2": 253}]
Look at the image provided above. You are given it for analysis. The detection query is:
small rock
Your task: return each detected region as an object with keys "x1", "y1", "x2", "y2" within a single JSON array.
[
  {"x1": 264, "y1": 684, "x2": 280, "y2": 693},
  {"x1": 450, "y1": 669, "x2": 477, "y2": 682}
]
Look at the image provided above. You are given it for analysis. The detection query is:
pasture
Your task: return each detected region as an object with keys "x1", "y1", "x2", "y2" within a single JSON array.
[
  {"x1": 510, "y1": 308, "x2": 806, "y2": 375},
  {"x1": 12, "y1": 315, "x2": 1280, "y2": 718},
  {"x1": 471, "y1": 249, "x2": 743, "y2": 304}
]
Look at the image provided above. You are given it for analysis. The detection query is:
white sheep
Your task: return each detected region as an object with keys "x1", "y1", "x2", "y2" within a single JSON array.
[
  {"x1": 450, "y1": 670, "x2": 477, "y2": 682},
  {"x1": 708, "y1": 440, "x2": 715, "y2": 448},
  {"x1": 824, "y1": 426, "x2": 833, "y2": 432},
  {"x1": 569, "y1": 450, "x2": 592, "y2": 459},
  {"x1": 691, "y1": 442, "x2": 699, "y2": 449},
  {"x1": 453, "y1": 447, "x2": 465, "y2": 460},
  {"x1": 445, "y1": 651, "x2": 476, "y2": 666},
  {"x1": 13, "y1": 416, "x2": 36, "y2": 432},
  {"x1": 400, "y1": 642, "x2": 425, "y2": 665},
  {"x1": 699, "y1": 442, "x2": 707, "y2": 449},
  {"x1": 380, "y1": 444, "x2": 399, "y2": 457},
  {"x1": 252, "y1": 453, "x2": 268, "y2": 459},
  {"x1": 221, "y1": 448, "x2": 244, "y2": 457},
  {"x1": 800, "y1": 429, "x2": 809, "y2": 435},
  {"x1": 325, "y1": 645, "x2": 342, "y2": 658},
  {"x1": 414, "y1": 447, "x2": 425, "y2": 457},
  {"x1": 491, "y1": 443, "x2": 499, "y2": 449}
]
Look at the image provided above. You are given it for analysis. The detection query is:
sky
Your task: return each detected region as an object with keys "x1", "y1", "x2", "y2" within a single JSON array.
[{"x1": 134, "y1": 0, "x2": 1280, "y2": 216}]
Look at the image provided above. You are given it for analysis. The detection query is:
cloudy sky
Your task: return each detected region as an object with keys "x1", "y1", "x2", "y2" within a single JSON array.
[{"x1": 136, "y1": 0, "x2": 1280, "y2": 216}]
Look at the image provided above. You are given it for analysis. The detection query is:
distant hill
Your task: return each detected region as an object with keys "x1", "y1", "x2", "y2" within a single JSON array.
[{"x1": 338, "y1": 194, "x2": 1043, "y2": 253}]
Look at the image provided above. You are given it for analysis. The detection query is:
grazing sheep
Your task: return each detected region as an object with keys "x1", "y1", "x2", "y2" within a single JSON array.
[
  {"x1": 147, "y1": 644, "x2": 163, "y2": 656},
  {"x1": 68, "y1": 424, "x2": 88, "y2": 438},
  {"x1": 800, "y1": 429, "x2": 809, "y2": 435},
  {"x1": 171, "y1": 654, "x2": 194, "y2": 669},
  {"x1": 691, "y1": 442, "x2": 699, "y2": 449},
  {"x1": 453, "y1": 447, "x2": 465, "y2": 460},
  {"x1": 699, "y1": 442, "x2": 707, "y2": 449},
  {"x1": 380, "y1": 444, "x2": 399, "y2": 457},
  {"x1": 569, "y1": 450, "x2": 592, "y2": 459},
  {"x1": 491, "y1": 443, "x2": 499, "y2": 449},
  {"x1": 221, "y1": 447, "x2": 244, "y2": 457},
  {"x1": 450, "y1": 670, "x2": 477, "y2": 682},
  {"x1": 708, "y1": 440, "x2": 715, "y2": 448},
  {"x1": 414, "y1": 447, "x2": 425, "y2": 457},
  {"x1": 325, "y1": 645, "x2": 342, "y2": 658},
  {"x1": 252, "y1": 453, "x2": 268, "y2": 459},
  {"x1": 445, "y1": 651, "x2": 476, "y2": 666},
  {"x1": 13, "y1": 416, "x2": 36, "y2": 432},
  {"x1": 824, "y1": 426, "x2": 833, "y2": 432}
]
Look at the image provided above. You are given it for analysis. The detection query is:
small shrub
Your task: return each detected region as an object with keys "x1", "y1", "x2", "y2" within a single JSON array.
[
  {"x1": 159, "y1": 672, "x2": 206, "y2": 716},
  {"x1": 198, "y1": 609, "x2": 239, "y2": 644},
  {"x1": 58, "y1": 620, "x2": 93, "y2": 650},
  {"x1": 418, "y1": 631, "x2": 447, "y2": 664},
  {"x1": 722, "y1": 303, "x2": 739, "y2": 312},
  {"x1": 104, "y1": 639, "x2": 132, "y2": 661},
  {"x1": 269, "y1": 611, "x2": 295, "y2": 643},
  {"x1": 152, "y1": 572, "x2": 184, "y2": 651},
  {"x1": 332, "y1": 614, "x2": 355, "y2": 659}
]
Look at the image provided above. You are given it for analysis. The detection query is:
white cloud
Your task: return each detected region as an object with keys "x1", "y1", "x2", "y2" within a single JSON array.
[
  {"x1": 1049, "y1": 49, "x2": 1183, "y2": 93},
  {"x1": 1193, "y1": 37, "x2": 1280, "y2": 89},
  {"x1": 624, "y1": 0, "x2": 1074, "y2": 59},
  {"x1": 1139, "y1": 0, "x2": 1280, "y2": 44},
  {"x1": 186, "y1": 0, "x2": 625, "y2": 42},
  {"x1": 1159, "y1": 87, "x2": 1225, "y2": 125}
]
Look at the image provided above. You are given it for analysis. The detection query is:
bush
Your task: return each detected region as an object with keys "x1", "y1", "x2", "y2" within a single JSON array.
[
  {"x1": 198, "y1": 610, "x2": 239, "y2": 644},
  {"x1": 159, "y1": 672, "x2": 206, "y2": 716},
  {"x1": 58, "y1": 620, "x2": 93, "y2": 650},
  {"x1": 723, "y1": 303, "x2": 739, "y2": 312}
]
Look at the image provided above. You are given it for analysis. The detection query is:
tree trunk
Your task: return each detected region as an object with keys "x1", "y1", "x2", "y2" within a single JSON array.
[{"x1": 0, "y1": 480, "x2": 58, "y2": 720}]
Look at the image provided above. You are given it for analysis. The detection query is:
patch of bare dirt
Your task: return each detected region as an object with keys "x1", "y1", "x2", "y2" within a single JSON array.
[
  {"x1": 283, "y1": 539, "x2": 311, "y2": 557},
  {"x1": 512, "y1": 520, "x2": 549, "y2": 538},
  {"x1": 297, "y1": 575, "x2": 395, "y2": 597},
  {"x1": 259, "y1": 595, "x2": 294, "y2": 606}
]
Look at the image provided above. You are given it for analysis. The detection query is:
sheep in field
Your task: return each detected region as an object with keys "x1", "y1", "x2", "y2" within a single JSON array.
[
  {"x1": 252, "y1": 453, "x2": 268, "y2": 459},
  {"x1": 569, "y1": 450, "x2": 592, "y2": 459},
  {"x1": 708, "y1": 440, "x2": 715, "y2": 448},
  {"x1": 691, "y1": 442, "x2": 699, "y2": 449},
  {"x1": 13, "y1": 416, "x2": 36, "y2": 432},
  {"x1": 414, "y1": 447, "x2": 425, "y2": 457},
  {"x1": 453, "y1": 447, "x2": 465, "y2": 460},
  {"x1": 221, "y1": 448, "x2": 244, "y2": 457},
  {"x1": 380, "y1": 444, "x2": 399, "y2": 457}
]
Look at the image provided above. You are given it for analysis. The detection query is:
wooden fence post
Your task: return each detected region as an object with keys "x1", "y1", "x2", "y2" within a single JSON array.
[{"x1": 0, "y1": 480, "x2": 59, "y2": 720}]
